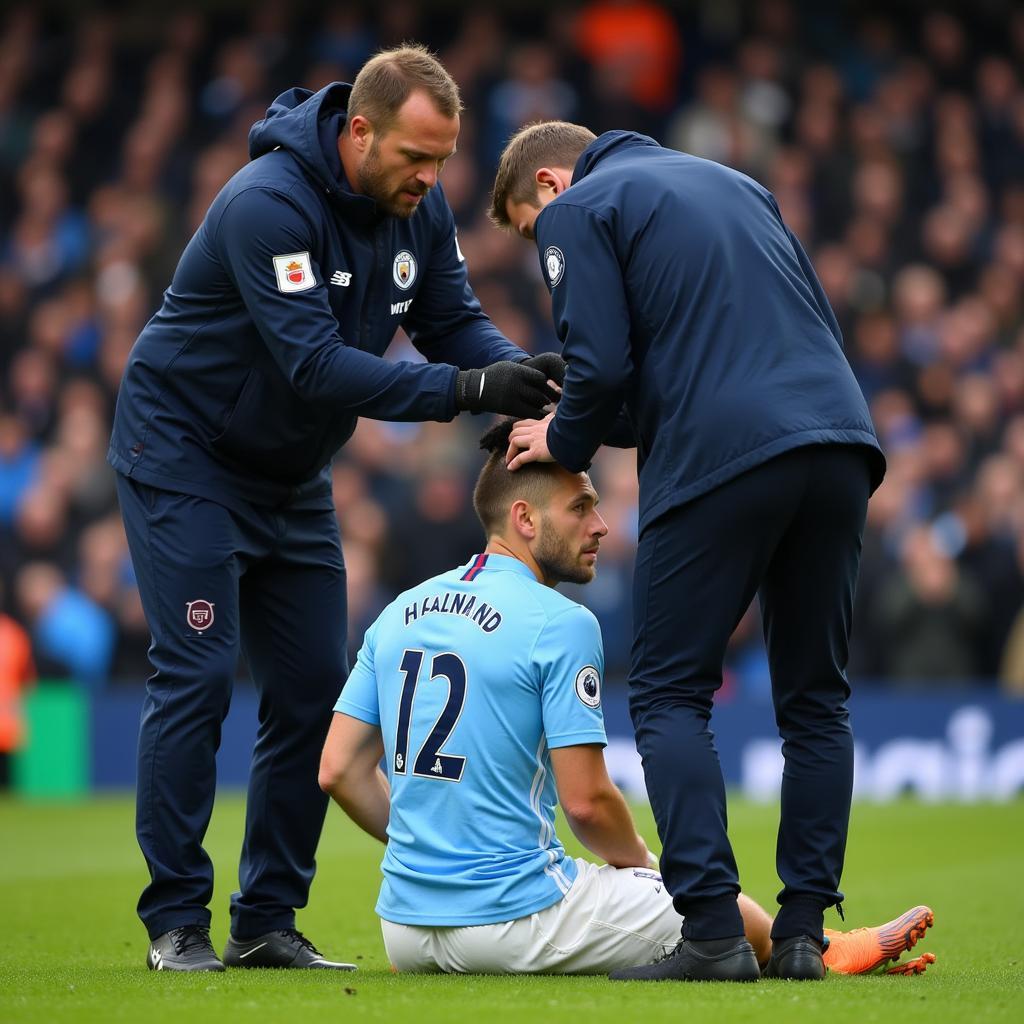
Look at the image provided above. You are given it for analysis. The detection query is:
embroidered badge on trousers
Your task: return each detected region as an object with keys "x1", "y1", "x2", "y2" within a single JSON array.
[{"x1": 186, "y1": 600, "x2": 215, "y2": 632}]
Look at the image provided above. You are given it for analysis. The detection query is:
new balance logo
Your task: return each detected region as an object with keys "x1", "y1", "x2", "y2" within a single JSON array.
[
  {"x1": 391, "y1": 298, "x2": 413, "y2": 315},
  {"x1": 330, "y1": 271, "x2": 352, "y2": 286}
]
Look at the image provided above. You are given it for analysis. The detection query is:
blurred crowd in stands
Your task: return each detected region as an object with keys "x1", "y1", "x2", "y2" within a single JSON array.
[{"x1": 3, "y1": 0, "x2": 1024, "y2": 698}]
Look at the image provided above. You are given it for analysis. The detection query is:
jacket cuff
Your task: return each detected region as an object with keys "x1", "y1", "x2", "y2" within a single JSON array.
[
  {"x1": 444, "y1": 365, "x2": 460, "y2": 419},
  {"x1": 547, "y1": 418, "x2": 593, "y2": 473}
]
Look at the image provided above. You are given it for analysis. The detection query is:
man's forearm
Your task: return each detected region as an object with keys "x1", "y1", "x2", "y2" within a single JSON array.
[
  {"x1": 564, "y1": 787, "x2": 649, "y2": 868},
  {"x1": 325, "y1": 768, "x2": 391, "y2": 844},
  {"x1": 411, "y1": 316, "x2": 526, "y2": 369}
]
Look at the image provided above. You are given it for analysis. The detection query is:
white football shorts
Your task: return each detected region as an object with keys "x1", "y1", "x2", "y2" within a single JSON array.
[{"x1": 381, "y1": 858, "x2": 681, "y2": 974}]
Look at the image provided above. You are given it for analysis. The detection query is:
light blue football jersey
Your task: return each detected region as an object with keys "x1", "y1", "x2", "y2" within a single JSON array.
[{"x1": 334, "y1": 552, "x2": 607, "y2": 926}]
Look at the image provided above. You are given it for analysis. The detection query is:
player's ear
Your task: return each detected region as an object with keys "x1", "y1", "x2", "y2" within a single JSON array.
[{"x1": 510, "y1": 499, "x2": 536, "y2": 540}]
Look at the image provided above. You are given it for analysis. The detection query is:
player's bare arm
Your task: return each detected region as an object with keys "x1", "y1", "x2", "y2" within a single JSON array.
[
  {"x1": 319, "y1": 713, "x2": 390, "y2": 844},
  {"x1": 550, "y1": 744, "x2": 651, "y2": 868}
]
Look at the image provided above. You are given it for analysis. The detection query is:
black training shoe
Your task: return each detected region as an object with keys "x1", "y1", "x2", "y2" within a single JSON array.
[
  {"x1": 762, "y1": 935, "x2": 826, "y2": 980},
  {"x1": 609, "y1": 937, "x2": 761, "y2": 982},
  {"x1": 147, "y1": 925, "x2": 225, "y2": 972},
  {"x1": 223, "y1": 928, "x2": 357, "y2": 970}
]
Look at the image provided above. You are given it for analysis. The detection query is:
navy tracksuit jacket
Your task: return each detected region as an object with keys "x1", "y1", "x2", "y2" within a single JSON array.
[
  {"x1": 109, "y1": 83, "x2": 524, "y2": 940},
  {"x1": 110, "y1": 83, "x2": 521, "y2": 508},
  {"x1": 534, "y1": 132, "x2": 886, "y2": 941}
]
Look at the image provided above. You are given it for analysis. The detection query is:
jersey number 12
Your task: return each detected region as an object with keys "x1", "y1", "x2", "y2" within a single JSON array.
[{"x1": 393, "y1": 649, "x2": 467, "y2": 782}]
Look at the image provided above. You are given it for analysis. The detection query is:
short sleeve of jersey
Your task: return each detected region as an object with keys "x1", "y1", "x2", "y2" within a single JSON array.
[
  {"x1": 534, "y1": 605, "x2": 607, "y2": 749},
  {"x1": 333, "y1": 619, "x2": 380, "y2": 725}
]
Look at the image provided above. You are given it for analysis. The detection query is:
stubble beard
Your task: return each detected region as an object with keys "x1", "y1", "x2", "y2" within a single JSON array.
[
  {"x1": 357, "y1": 140, "x2": 425, "y2": 219},
  {"x1": 534, "y1": 515, "x2": 595, "y2": 586}
]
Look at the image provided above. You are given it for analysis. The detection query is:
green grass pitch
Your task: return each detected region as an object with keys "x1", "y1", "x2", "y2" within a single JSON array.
[{"x1": 2, "y1": 794, "x2": 1022, "y2": 1023}]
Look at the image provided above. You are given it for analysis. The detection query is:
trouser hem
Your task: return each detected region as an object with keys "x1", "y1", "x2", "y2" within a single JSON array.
[
  {"x1": 678, "y1": 894, "x2": 745, "y2": 940},
  {"x1": 770, "y1": 896, "x2": 828, "y2": 943},
  {"x1": 229, "y1": 909, "x2": 297, "y2": 942},
  {"x1": 144, "y1": 908, "x2": 213, "y2": 942}
]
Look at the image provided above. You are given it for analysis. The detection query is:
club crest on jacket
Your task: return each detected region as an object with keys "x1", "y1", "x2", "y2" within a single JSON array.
[
  {"x1": 544, "y1": 246, "x2": 564, "y2": 287},
  {"x1": 393, "y1": 250, "x2": 417, "y2": 290}
]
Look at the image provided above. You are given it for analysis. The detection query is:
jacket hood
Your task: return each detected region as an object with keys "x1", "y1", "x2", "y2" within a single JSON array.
[
  {"x1": 572, "y1": 130, "x2": 661, "y2": 183},
  {"x1": 249, "y1": 82, "x2": 353, "y2": 197}
]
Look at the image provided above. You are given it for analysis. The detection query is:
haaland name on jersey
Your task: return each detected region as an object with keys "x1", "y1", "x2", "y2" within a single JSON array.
[
  {"x1": 403, "y1": 591, "x2": 502, "y2": 632},
  {"x1": 334, "y1": 553, "x2": 607, "y2": 927}
]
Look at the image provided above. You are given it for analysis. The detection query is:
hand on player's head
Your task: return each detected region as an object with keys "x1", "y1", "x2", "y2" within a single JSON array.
[{"x1": 506, "y1": 414, "x2": 555, "y2": 471}]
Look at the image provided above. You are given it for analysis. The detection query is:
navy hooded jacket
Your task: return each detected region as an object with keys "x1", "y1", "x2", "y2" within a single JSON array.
[
  {"x1": 108, "y1": 83, "x2": 524, "y2": 509},
  {"x1": 536, "y1": 132, "x2": 885, "y2": 533}
]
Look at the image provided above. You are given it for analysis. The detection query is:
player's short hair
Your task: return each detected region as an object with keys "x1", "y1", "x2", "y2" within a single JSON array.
[
  {"x1": 473, "y1": 419, "x2": 562, "y2": 535},
  {"x1": 348, "y1": 44, "x2": 462, "y2": 135},
  {"x1": 489, "y1": 121, "x2": 596, "y2": 230}
]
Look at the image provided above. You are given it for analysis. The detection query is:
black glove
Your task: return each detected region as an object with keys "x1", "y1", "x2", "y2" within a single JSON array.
[
  {"x1": 455, "y1": 360, "x2": 559, "y2": 419},
  {"x1": 520, "y1": 352, "x2": 566, "y2": 388}
]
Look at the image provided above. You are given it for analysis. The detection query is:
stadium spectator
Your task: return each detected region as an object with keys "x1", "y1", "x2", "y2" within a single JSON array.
[
  {"x1": 0, "y1": 576, "x2": 35, "y2": 789},
  {"x1": 486, "y1": 43, "x2": 578, "y2": 166},
  {"x1": 870, "y1": 524, "x2": 988, "y2": 682},
  {"x1": 573, "y1": 0, "x2": 682, "y2": 133},
  {"x1": 14, "y1": 561, "x2": 114, "y2": 687},
  {"x1": 667, "y1": 63, "x2": 778, "y2": 181},
  {"x1": 0, "y1": 412, "x2": 40, "y2": 529}
]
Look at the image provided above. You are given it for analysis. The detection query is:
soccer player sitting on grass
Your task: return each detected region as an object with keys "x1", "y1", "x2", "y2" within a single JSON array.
[{"x1": 319, "y1": 420, "x2": 934, "y2": 978}]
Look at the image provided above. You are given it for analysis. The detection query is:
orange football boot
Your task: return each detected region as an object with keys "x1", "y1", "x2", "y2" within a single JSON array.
[
  {"x1": 822, "y1": 905, "x2": 935, "y2": 975},
  {"x1": 883, "y1": 952, "x2": 936, "y2": 976}
]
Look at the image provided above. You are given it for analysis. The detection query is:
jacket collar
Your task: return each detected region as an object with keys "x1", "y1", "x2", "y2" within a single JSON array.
[{"x1": 571, "y1": 130, "x2": 661, "y2": 184}]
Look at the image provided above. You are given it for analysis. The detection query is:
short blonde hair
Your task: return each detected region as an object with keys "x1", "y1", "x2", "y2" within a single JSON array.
[
  {"x1": 489, "y1": 121, "x2": 596, "y2": 229},
  {"x1": 348, "y1": 44, "x2": 462, "y2": 134}
]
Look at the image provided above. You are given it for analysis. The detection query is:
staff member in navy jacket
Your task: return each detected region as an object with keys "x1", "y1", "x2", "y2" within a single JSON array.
[
  {"x1": 494, "y1": 122, "x2": 885, "y2": 983},
  {"x1": 109, "y1": 46, "x2": 562, "y2": 973}
]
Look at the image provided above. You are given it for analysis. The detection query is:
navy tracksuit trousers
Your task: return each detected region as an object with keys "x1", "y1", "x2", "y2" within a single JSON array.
[
  {"x1": 628, "y1": 445, "x2": 872, "y2": 944},
  {"x1": 116, "y1": 475, "x2": 348, "y2": 941}
]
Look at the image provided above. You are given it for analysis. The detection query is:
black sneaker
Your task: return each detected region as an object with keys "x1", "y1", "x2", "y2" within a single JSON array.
[
  {"x1": 762, "y1": 935, "x2": 825, "y2": 980},
  {"x1": 223, "y1": 928, "x2": 357, "y2": 970},
  {"x1": 147, "y1": 925, "x2": 225, "y2": 972},
  {"x1": 609, "y1": 937, "x2": 761, "y2": 982}
]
